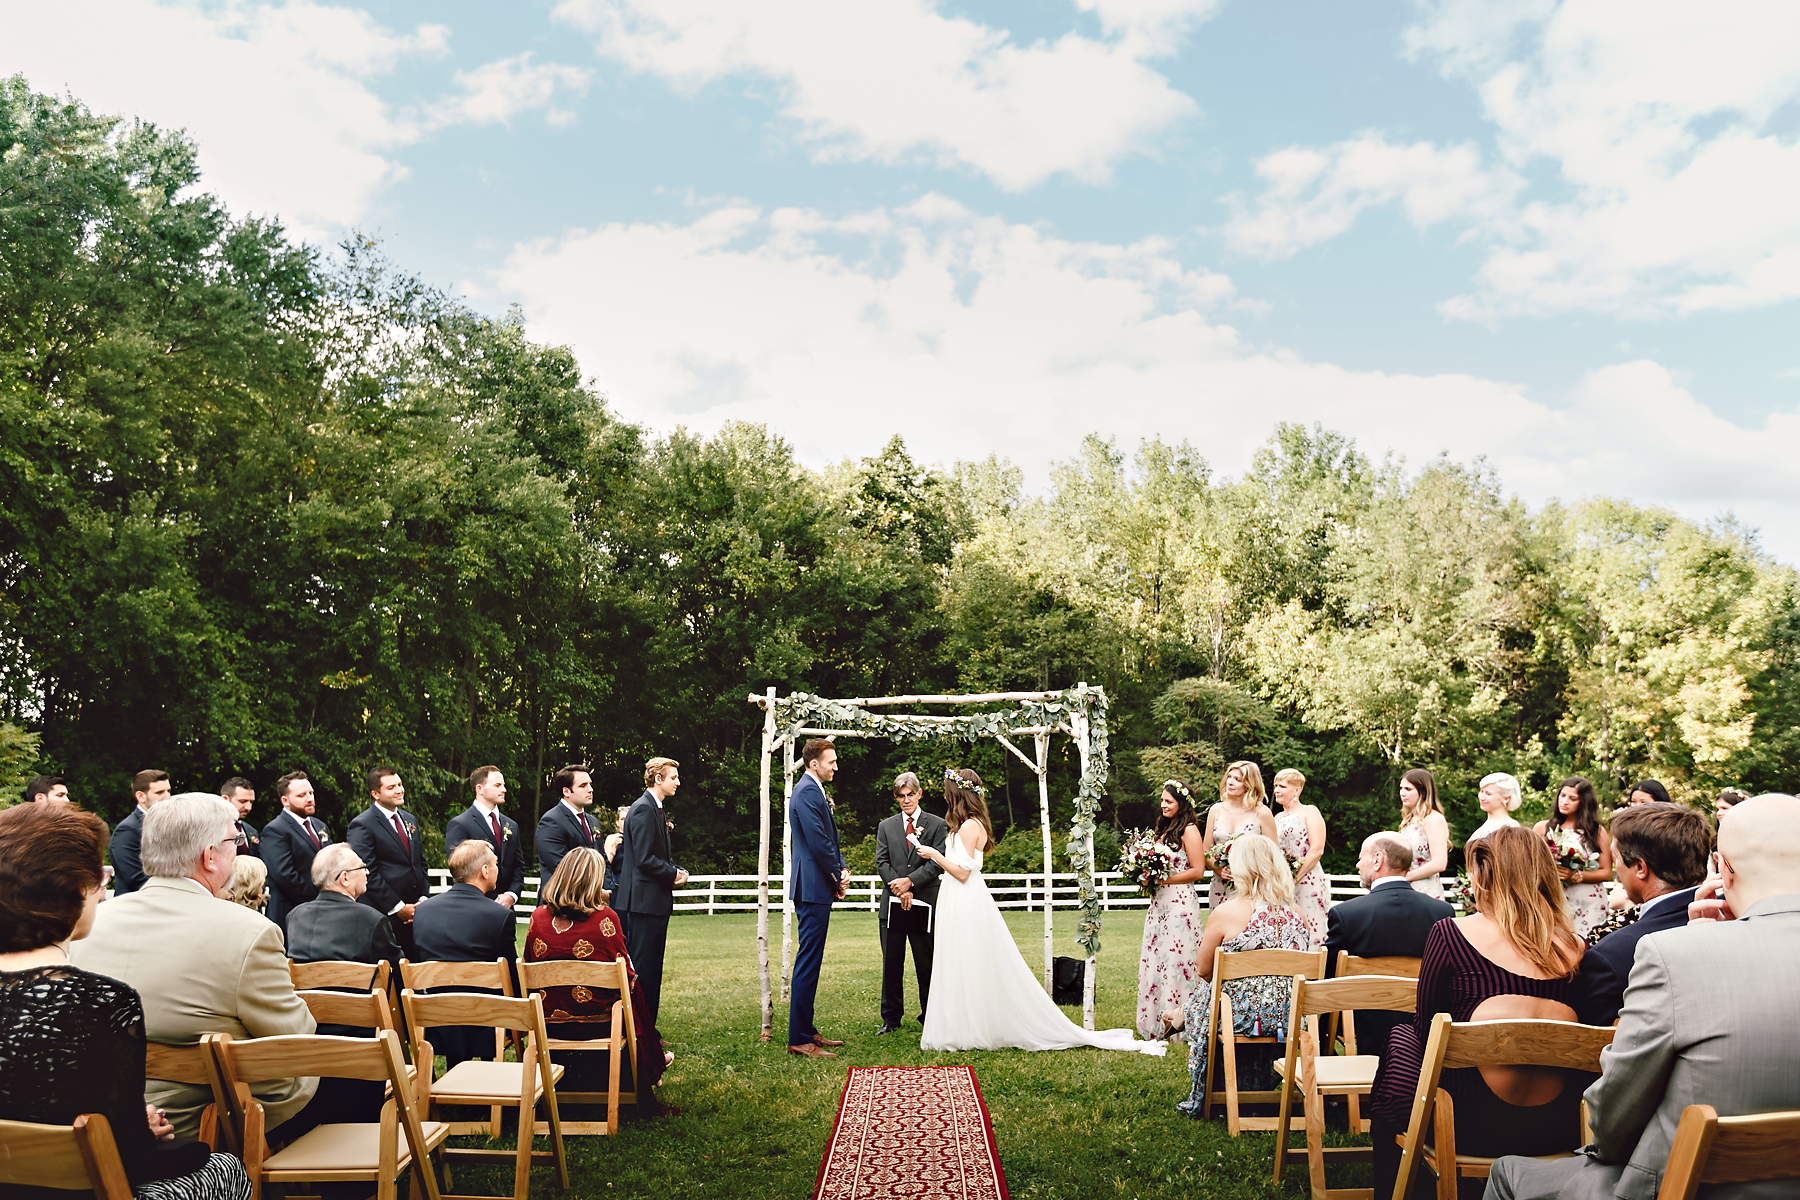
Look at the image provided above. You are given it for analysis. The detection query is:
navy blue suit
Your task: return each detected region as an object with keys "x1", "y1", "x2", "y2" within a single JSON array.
[
  {"x1": 535, "y1": 802, "x2": 596, "y2": 886},
  {"x1": 109, "y1": 807, "x2": 147, "y2": 895},
  {"x1": 446, "y1": 805, "x2": 525, "y2": 902},
  {"x1": 615, "y1": 791, "x2": 681, "y2": 1027},
  {"x1": 263, "y1": 811, "x2": 331, "y2": 935},
  {"x1": 1574, "y1": 886, "x2": 1698, "y2": 1026},
  {"x1": 234, "y1": 818, "x2": 262, "y2": 861},
  {"x1": 347, "y1": 805, "x2": 429, "y2": 956},
  {"x1": 412, "y1": 881, "x2": 519, "y2": 1068},
  {"x1": 787, "y1": 771, "x2": 846, "y2": 1046}
]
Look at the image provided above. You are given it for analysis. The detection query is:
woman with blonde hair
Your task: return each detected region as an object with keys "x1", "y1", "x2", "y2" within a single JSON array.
[
  {"x1": 1199, "y1": 761, "x2": 1279, "y2": 912},
  {"x1": 1468, "y1": 772, "x2": 1524, "y2": 846},
  {"x1": 1271, "y1": 768, "x2": 1329, "y2": 940},
  {"x1": 221, "y1": 854, "x2": 268, "y2": 912},
  {"x1": 1368, "y1": 825, "x2": 1587, "y2": 1196},
  {"x1": 918, "y1": 768, "x2": 1160, "y2": 1054},
  {"x1": 1399, "y1": 767, "x2": 1451, "y2": 898},
  {"x1": 1169, "y1": 832, "x2": 1314, "y2": 1116}
]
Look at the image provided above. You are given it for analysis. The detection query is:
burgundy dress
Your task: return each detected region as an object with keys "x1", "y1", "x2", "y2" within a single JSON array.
[{"x1": 523, "y1": 906, "x2": 666, "y2": 1106}]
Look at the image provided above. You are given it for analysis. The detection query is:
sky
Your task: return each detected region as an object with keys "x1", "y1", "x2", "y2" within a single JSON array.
[{"x1": 8, "y1": 0, "x2": 1800, "y2": 558}]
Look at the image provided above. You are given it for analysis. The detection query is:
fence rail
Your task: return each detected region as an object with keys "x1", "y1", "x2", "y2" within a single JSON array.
[{"x1": 425, "y1": 869, "x2": 1372, "y2": 924}]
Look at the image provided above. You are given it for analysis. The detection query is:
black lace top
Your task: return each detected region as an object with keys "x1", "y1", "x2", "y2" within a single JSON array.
[{"x1": 0, "y1": 964, "x2": 210, "y2": 1183}]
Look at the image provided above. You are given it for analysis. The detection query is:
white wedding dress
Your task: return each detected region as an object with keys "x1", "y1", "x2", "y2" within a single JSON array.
[{"x1": 920, "y1": 828, "x2": 1164, "y2": 1055}]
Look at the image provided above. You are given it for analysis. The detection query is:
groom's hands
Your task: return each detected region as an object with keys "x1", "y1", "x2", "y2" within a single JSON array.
[{"x1": 834, "y1": 867, "x2": 849, "y2": 900}]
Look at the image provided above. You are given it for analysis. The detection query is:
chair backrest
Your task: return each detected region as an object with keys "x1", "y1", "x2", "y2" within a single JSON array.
[
  {"x1": 1438, "y1": 1015, "x2": 1615, "y2": 1071},
  {"x1": 1339, "y1": 954, "x2": 1422, "y2": 979},
  {"x1": 517, "y1": 957, "x2": 630, "y2": 994},
  {"x1": 143, "y1": 1036, "x2": 233, "y2": 1153},
  {"x1": 1657, "y1": 1104, "x2": 1800, "y2": 1200},
  {"x1": 1217, "y1": 947, "x2": 1327, "y2": 984},
  {"x1": 0, "y1": 1114, "x2": 132, "y2": 1198},
  {"x1": 290, "y1": 958, "x2": 390, "y2": 993},
  {"x1": 399, "y1": 957, "x2": 514, "y2": 994},
  {"x1": 401, "y1": 989, "x2": 549, "y2": 1038},
  {"x1": 1295, "y1": 974, "x2": 1419, "y2": 1020},
  {"x1": 298, "y1": 987, "x2": 399, "y2": 1034}
]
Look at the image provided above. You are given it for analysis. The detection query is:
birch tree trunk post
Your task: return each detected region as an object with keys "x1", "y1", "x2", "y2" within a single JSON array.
[
  {"x1": 1072, "y1": 696, "x2": 1098, "y2": 1031},
  {"x1": 1036, "y1": 731, "x2": 1053, "y2": 992},
  {"x1": 781, "y1": 734, "x2": 796, "y2": 1003},
  {"x1": 755, "y1": 687, "x2": 775, "y2": 1041}
]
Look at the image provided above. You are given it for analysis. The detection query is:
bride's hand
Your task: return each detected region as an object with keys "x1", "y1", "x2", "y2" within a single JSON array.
[{"x1": 916, "y1": 846, "x2": 942, "y2": 865}]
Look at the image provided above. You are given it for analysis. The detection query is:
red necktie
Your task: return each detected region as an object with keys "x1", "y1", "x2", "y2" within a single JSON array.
[
  {"x1": 392, "y1": 812, "x2": 410, "y2": 853},
  {"x1": 490, "y1": 813, "x2": 503, "y2": 846},
  {"x1": 906, "y1": 814, "x2": 915, "y2": 838},
  {"x1": 302, "y1": 817, "x2": 320, "y2": 849},
  {"x1": 578, "y1": 812, "x2": 593, "y2": 845}
]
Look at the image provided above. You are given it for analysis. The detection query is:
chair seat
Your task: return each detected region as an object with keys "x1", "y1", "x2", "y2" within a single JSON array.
[
  {"x1": 1274, "y1": 1055, "x2": 1379, "y2": 1089},
  {"x1": 264, "y1": 1121, "x2": 449, "y2": 1172},
  {"x1": 435, "y1": 1059, "x2": 565, "y2": 1102},
  {"x1": 1417, "y1": 1146, "x2": 1576, "y2": 1177}
]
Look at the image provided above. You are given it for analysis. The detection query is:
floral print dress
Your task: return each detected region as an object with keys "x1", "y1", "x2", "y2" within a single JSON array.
[
  {"x1": 1276, "y1": 807, "x2": 1330, "y2": 943},
  {"x1": 1136, "y1": 847, "x2": 1205, "y2": 1039},
  {"x1": 1557, "y1": 827, "x2": 1607, "y2": 939},
  {"x1": 1404, "y1": 818, "x2": 1444, "y2": 899},
  {"x1": 1177, "y1": 901, "x2": 1315, "y2": 1117},
  {"x1": 1207, "y1": 810, "x2": 1269, "y2": 912}
]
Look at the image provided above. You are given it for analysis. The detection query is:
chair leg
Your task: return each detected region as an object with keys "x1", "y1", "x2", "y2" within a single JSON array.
[
  {"x1": 1432, "y1": 1090, "x2": 1457, "y2": 1200},
  {"x1": 608, "y1": 1027, "x2": 625, "y2": 1136},
  {"x1": 1202, "y1": 984, "x2": 1224, "y2": 1121},
  {"x1": 1306, "y1": 1080, "x2": 1328, "y2": 1200},
  {"x1": 1221, "y1": 995, "x2": 1242, "y2": 1137}
]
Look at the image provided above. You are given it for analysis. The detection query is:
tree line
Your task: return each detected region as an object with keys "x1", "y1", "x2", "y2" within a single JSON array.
[{"x1": 4, "y1": 78, "x2": 1795, "y2": 874}]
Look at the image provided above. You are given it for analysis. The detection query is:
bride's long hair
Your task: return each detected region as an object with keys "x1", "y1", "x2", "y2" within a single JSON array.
[{"x1": 944, "y1": 768, "x2": 996, "y2": 852}]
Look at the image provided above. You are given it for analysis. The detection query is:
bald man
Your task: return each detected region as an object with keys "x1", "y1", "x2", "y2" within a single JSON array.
[{"x1": 1486, "y1": 793, "x2": 1800, "y2": 1200}]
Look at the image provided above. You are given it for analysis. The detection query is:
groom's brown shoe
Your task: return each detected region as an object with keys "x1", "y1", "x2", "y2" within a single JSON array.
[
  {"x1": 789, "y1": 1043, "x2": 836, "y2": 1058},
  {"x1": 812, "y1": 1034, "x2": 846, "y2": 1047}
]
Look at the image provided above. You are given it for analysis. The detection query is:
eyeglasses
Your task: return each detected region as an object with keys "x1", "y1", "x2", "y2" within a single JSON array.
[
  {"x1": 218, "y1": 832, "x2": 247, "y2": 849},
  {"x1": 343, "y1": 865, "x2": 369, "y2": 875}
]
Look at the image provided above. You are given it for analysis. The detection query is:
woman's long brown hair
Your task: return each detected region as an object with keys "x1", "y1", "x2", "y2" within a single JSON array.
[
  {"x1": 945, "y1": 768, "x2": 996, "y2": 852},
  {"x1": 1469, "y1": 825, "x2": 1582, "y2": 978}
]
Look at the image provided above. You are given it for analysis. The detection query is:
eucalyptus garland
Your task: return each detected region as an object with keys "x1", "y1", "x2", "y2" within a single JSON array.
[{"x1": 773, "y1": 685, "x2": 1112, "y2": 957}]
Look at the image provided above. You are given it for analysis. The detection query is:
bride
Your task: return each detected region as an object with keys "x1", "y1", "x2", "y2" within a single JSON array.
[{"x1": 916, "y1": 768, "x2": 1162, "y2": 1055}]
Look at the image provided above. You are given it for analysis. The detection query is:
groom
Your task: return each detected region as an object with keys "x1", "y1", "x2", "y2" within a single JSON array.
[
  {"x1": 875, "y1": 771, "x2": 946, "y2": 1033},
  {"x1": 788, "y1": 738, "x2": 849, "y2": 1058}
]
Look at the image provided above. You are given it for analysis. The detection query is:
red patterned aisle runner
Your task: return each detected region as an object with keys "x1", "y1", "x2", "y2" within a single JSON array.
[{"x1": 812, "y1": 1066, "x2": 1009, "y2": 1200}]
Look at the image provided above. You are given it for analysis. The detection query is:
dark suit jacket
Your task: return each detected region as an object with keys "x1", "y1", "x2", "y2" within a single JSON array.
[
  {"x1": 285, "y1": 890, "x2": 401, "y2": 967},
  {"x1": 412, "y1": 882, "x2": 518, "y2": 968},
  {"x1": 347, "y1": 805, "x2": 430, "y2": 916},
  {"x1": 1324, "y1": 877, "x2": 1454, "y2": 1059},
  {"x1": 875, "y1": 810, "x2": 947, "y2": 925},
  {"x1": 235, "y1": 818, "x2": 262, "y2": 861},
  {"x1": 789, "y1": 773, "x2": 845, "y2": 906},
  {"x1": 535, "y1": 802, "x2": 595, "y2": 886},
  {"x1": 446, "y1": 805, "x2": 524, "y2": 901},
  {"x1": 1575, "y1": 886, "x2": 1697, "y2": 1026},
  {"x1": 109, "y1": 807, "x2": 148, "y2": 895},
  {"x1": 263, "y1": 810, "x2": 331, "y2": 932},
  {"x1": 614, "y1": 791, "x2": 680, "y2": 917}
]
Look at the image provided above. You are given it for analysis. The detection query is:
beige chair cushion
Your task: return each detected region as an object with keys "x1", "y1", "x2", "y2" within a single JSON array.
[
  {"x1": 433, "y1": 1060, "x2": 564, "y2": 1102},
  {"x1": 264, "y1": 1121, "x2": 449, "y2": 1172}
]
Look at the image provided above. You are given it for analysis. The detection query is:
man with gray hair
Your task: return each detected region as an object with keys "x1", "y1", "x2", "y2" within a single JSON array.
[
  {"x1": 285, "y1": 842, "x2": 401, "y2": 968},
  {"x1": 73, "y1": 792, "x2": 318, "y2": 1142},
  {"x1": 875, "y1": 771, "x2": 947, "y2": 1035},
  {"x1": 1323, "y1": 831, "x2": 1454, "y2": 1058}
]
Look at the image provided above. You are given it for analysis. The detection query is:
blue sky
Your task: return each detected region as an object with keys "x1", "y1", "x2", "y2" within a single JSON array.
[{"x1": 10, "y1": 0, "x2": 1800, "y2": 556}]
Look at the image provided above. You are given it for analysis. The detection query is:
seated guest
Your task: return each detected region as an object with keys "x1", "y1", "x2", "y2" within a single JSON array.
[
  {"x1": 1324, "y1": 831, "x2": 1454, "y2": 1059},
  {"x1": 0, "y1": 803, "x2": 251, "y2": 1200},
  {"x1": 285, "y1": 843, "x2": 401, "y2": 971},
  {"x1": 222, "y1": 853, "x2": 269, "y2": 913},
  {"x1": 72, "y1": 792, "x2": 319, "y2": 1142},
  {"x1": 1168, "y1": 833, "x2": 1315, "y2": 1117},
  {"x1": 1574, "y1": 802, "x2": 1710, "y2": 1026},
  {"x1": 524, "y1": 848, "x2": 671, "y2": 1115},
  {"x1": 1489, "y1": 793, "x2": 1800, "y2": 1200},
  {"x1": 1369, "y1": 825, "x2": 1586, "y2": 1199},
  {"x1": 412, "y1": 840, "x2": 518, "y2": 1068}
]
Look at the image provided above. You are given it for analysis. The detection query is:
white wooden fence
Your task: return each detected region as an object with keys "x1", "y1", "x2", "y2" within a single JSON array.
[{"x1": 427, "y1": 869, "x2": 1371, "y2": 925}]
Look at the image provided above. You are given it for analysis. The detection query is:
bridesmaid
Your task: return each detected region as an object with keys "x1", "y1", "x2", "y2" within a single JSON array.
[
  {"x1": 1199, "y1": 761, "x2": 1279, "y2": 913},
  {"x1": 1272, "y1": 768, "x2": 1329, "y2": 942},
  {"x1": 1532, "y1": 776, "x2": 1613, "y2": 939},
  {"x1": 1468, "y1": 772, "x2": 1523, "y2": 846},
  {"x1": 1398, "y1": 768, "x2": 1450, "y2": 899},
  {"x1": 1137, "y1": 780, "x2": 1207, "y2": 1040}
]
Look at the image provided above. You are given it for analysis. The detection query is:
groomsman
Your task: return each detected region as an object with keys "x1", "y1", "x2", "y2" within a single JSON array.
[
  {"x1": 446, "y1": 765, "x2": 523, "y2": 910},
  {"x1": 110, "y1": 769, "x2": 172, "y2": 895},
  {"x1": 875, "y1": 772, "x2": 946, "y2": 1034},
  {"x1": 221, "y1": 776, "x2": 261, "y2": 860},
  {"x1": 535, "y1": 764, "x2": 598, "y2": 883},
  {"x1": 788, "y1": 739, "x2": 848, "y2": 1058},
  {"x1": 614, "y1": 757, "x2": 688, "y2": 1027},
  {"x1": 263, "y1": 771, "x2": 331, "y2": 934},
  {"x1": 347, "y1": 766, "x2": 430, "y2": 956}
]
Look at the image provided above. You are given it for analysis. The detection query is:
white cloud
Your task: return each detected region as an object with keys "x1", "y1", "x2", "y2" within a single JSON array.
[
  {"x1": 3, "y1": 1, "x2": 590, "y2": 237},
  {"x1": 552, "y1": 0, "x2": 1203, "y2": 190},
  {"x1": 495, "y1": 197, "x2": 1800, "y2": 557},
  {"x1": 1230, "y1": 0, "x2": 1800, "y2": 320}
]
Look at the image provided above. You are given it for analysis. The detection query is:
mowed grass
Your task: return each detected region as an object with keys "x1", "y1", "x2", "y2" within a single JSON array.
[{"x1": 445, "y1": 909, "x2": 1344, "y2": 1200}]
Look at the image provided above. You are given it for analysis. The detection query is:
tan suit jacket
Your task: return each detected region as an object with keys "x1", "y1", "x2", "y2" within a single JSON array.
[{"x1": 72, "y1": 876, "x2": 318, "y2": 1140}]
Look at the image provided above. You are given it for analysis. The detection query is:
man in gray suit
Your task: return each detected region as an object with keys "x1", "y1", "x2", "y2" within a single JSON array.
[
  {"x1": 1486, "y1": 792, "x2": 1800, "y2": 1200},
  {"x1": 875, "y1": 771, "x2": 946, "y2": 1035},
  {"x1": 286, "y1": 842, "x2": 401, "y2": 969}
]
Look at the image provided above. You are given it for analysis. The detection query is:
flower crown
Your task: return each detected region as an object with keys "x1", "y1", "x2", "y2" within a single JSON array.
[
  {"x1": 945, "y1": 769, "x2": 984, "y2": 796},
  {"x1": 1163, "y1": 779, "x2": 1191, "y2": 800}
]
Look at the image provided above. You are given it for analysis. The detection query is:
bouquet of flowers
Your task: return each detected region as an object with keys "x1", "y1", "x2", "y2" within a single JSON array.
[
  {"x1": 1545, "y1": 827, "x2": 1591, "y2": 877},
  {"x1": 1117, "y1": 830, "x2": 1183, "y2": 895},
  {"x1": 1441, "y1": 872, "x2": 1474, "y2": 914},
  {"x1": 1205, "y1": 832, "x2": 1235, "y2": 880}
]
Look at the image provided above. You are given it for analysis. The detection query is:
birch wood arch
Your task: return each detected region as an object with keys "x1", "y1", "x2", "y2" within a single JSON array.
[{"x1": 745, "y1": 683, "x2": 1112, "y2": 1041}]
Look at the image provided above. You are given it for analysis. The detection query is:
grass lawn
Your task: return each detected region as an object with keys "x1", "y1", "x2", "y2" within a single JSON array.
[{"x1": 445, "y1": 909, "x2": 1355, "y2": 1200}]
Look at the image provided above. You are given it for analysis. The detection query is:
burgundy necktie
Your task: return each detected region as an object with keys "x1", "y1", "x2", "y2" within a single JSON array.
[
  {"x1": 302, "y1": 817, "x2": 320, "y2": 849},
  {"x1": 906, "y1": 814, "x2": 915, "y2": 838},
  {"x1": 490, "y1": 813, "x2": 504, "y2": 846},
  {"x1": 578, "y1": 812, "x2": 593, "y2": 845},
  {"x1": 392, "y1": 812, "x2": 410, "y2": 853}
]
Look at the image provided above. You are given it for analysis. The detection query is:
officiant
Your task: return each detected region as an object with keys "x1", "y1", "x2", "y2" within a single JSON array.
[{"x1": 875, "y1": 771, "x2": 948, "y2": 1034}]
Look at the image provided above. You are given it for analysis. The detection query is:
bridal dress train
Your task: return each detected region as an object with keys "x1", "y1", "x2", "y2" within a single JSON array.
[{"x1": 920, "y1": 831, "x2": 1164, "y2": 1055}]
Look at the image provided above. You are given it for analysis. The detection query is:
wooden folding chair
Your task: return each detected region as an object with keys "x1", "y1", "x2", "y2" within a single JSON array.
[
  {"x1": 1201, "y1": 946, "x2": 1328, "y2": 1134},
  {"x1": 300, "y1": 988, "x2": 419, "y2": 1098},
  {"x1": 1339, "y1": 955, "x2": 1423, "y2": 979},
  {"x1": 1325, "y1": 955, "x2": 1423, "y2": 1129},
  {"x1": 399, "y1": 959, "x2": 517, "y2": 1136},
  {"x1": 517, "y1": 957, "x2": 639, "y2": 1135},
  {"x1": 213, "y1": 1029, "x2": 447, "y2": 1200},
  {"x1": 144, "y1": 1036, "x2": 233, "y2": 1153},
  {"x1": 291, "y1": 958, "x2": 392, "y2": 993},
  {"x1": 1273, "y1": 975, "x2": 1417, "y2": 1200},
  {"x1": 1657, "y1": 1104, "x2": 1800, "y2": 1200},
  {"x1": 1393, "y1": 1014, "x2": 1615, "y2": 1200},
  {"x1": 401, "y1": 988, "x2": 569, "y2": 1200},
  {"x1": 0, "y1": 1114, "x2": 134, "y2": 1198}
]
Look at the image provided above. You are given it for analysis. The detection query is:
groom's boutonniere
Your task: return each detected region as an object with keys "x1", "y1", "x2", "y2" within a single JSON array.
[{"x1": 502, "y1": 826, "x2": 513, "y2": 840}]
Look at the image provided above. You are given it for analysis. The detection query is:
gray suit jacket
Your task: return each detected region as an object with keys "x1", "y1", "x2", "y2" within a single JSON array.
[
  {"x1": 72, "y1": 876, "x2": 319, "y2": 1141},
  {"x1": 1573, "y1": 893, "x2": 1800, "y2": 1200},
  {"x1": 874, "y1": 810, "x2": 946, "y2": 926}
]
